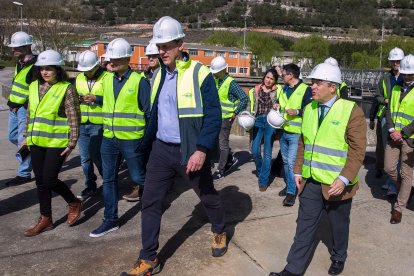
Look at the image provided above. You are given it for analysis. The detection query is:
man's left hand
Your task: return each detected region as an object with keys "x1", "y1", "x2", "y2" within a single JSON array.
[
  {"x1": 328, "y1": 178, "x2": 346, "y2": 196},
  {"x1": 390, "y1": 130, "x2": 402, "y2": 142},
  {"x1": 286, "y1": 109, "x2": 297, "y2": 116},
  {"x1": 186, "y1": 150, "x2": 206, "y2": 174}
]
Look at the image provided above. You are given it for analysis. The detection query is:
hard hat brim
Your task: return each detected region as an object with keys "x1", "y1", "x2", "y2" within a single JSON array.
[
  {"x1": 77, "y1": 61, "x2": 99, "y2": 72},
  {"x1": 399, "y1": 69, "x2": 414, "y2": 74},
  {"x1": 35, "y1": 60, "x2": 65, "y2": 66},
  {"x1": 150, "y1": 34, "x2": 186, "y2": 45},
  {"x1": 8, "y1": 42, "x2": 32, "y2": 48}
]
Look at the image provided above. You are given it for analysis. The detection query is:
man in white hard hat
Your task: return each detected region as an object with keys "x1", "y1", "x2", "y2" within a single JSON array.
[
  {"x1": 324, "y1": 57, "x2": 349, "y2": 99},
  {"x1": 75, "y1": 50, "x2": 108, "y2": 200},
  {"x1": 143, "y1": 43, "x2": 159, "y2": 80},
  {"x1": 89, "y1": 38, "x2": 151, "y2": 238},
  {"x1": 369, "y1": 47, "x2": 404, "y2": 194},
  {"x1": 270, "y1": 62, "x2": 366, "y2": 276},
  {"x1": 5, "y1": 31, "x2": 37, "y2": 186},
  {"x1": 384, "y1": 54, "x2": 414, "y2": 224},
  {"x1": 120, "y1": 16, "x2": 226, "y2": 276},
  {"x1": 210, "y1": 56, "x2": 248, "y2": 181}
]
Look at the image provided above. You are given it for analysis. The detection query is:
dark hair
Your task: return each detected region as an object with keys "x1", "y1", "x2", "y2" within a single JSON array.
[
  {"x1": 283, "y1": 63, "x2": 300, "y2": 79},
  {"x1": 262, "y1": 68, "x2": 279, "y2": 85},
  {"x1": 35, "y1": 65, "x2": 69, "y2": 83}
]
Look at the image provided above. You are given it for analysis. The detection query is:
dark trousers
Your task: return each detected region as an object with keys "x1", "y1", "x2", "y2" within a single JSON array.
[
  {"x1": 285, "y1": 180, "x2": 352, "y2": 275},
  {"x1": 217, "y1": 118, "x2": 233, "y2": 173},
  {"x1": 375, "y1": 118, "x2": 385, "y2": 170},
  {"x1": 31, "y1": 146, "x2": 76, "y2": 217},
  {"x1": 139, "y1": 139, "x2": 226, "y2": 260}
]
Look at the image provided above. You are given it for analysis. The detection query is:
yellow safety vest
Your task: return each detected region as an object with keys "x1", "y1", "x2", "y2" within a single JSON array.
[
  {"x1": 9, "y1": 64, "x2": 33, "y2": 104},
  {"x1": 27, "y1": 81, "x2": 70, "y2": 148},
  {"x1": 76, "y1": 71, "x2": 107, "y2": 124},
  {"x1": 216, "y1": 76, "x2": 236, "y2": 119},
  {"x1": 302, "y1": 99, "x2": 358, "y2": 185},
  {"x1": 337, "y1": 82, "x2": 347, "y2": 97},
  {"x1": 376, "y1": 79, "x2": 388, "y2": 118},
  {"x1": 390, "y1": 85, "x2": 414, "y2": 138},
  {"x1": 102, "y1": 72, "x2": 146, "y2": 140},
  {"x1": 279, "y1": 82, "x2": 308, "y2": 134},
  {"x1": 248, "y1": 85, "x2": 283, "y2": 114}
]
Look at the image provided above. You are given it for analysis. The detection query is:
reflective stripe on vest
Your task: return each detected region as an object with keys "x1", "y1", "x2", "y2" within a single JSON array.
[
  {"x1": 27, "y1": 80, "x2": 70, "y2": 148},
  {"x1": 376, "y1": 79, "x2": 388, "y2": 118},
  {"x1": 76, "y1": 71, "x2": 107, "y2": 124},
  {"x1": 102, "y1": 72, "x2": 146, "y2": 140},
  {"x1": 216, "y1": 76, "x2": 236, "y2": 119},
  {"x1": 279, "y1": 82, "x2": 308, "y2": 134},
  {"x1": 301, "y1": 99, "x2": 358, "y2": 185},
  {"x1": 390, "y1": 85, "x2": 414, "y2": 138},
  {"x1": 9, "y1": 64, "x2": 33, "y2": 104}
]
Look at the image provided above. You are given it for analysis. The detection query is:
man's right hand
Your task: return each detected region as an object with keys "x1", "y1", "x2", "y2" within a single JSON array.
[
  {"x1": 295, "y1": 175, "x2": 303, "y2": 190},
  {"x1": 369, "y1": 121, "x2": 375, "y2": 130},
  {"x1": 9, "y1": 107, "x2": 18, "y2": 113}
]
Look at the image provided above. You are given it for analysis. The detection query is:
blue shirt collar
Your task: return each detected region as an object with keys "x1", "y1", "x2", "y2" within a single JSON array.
[{"x1": 320, "y1": 95, "x2": 337, "y2": 107}]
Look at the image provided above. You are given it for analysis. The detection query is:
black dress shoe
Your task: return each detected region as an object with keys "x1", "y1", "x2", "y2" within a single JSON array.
[
  {"x1": 283, "y1": 193, "x2": 296, "y2": 207},
  {"x1": 328, "y1": 260, "x2": 345, "y2": 275},
  {"x1": 278, "y1": 187, "x2": 287, "y2": 197},
  {"x1": 269, "y1": 269, "x2": 300, "y2": 276}
]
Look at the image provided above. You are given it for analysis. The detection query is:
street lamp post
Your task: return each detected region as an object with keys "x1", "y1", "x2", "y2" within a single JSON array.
[
  {"x1": 241, "y1": 14, "x2": 251, "y2": 76},
  {"x1": 13, "y1": 1, "x2": 23, "y2": 31}
]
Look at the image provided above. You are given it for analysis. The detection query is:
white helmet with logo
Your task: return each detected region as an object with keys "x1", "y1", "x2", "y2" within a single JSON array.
[
  {"x1": 105, "y1": 38, "x2": 132, "y2": 59},
  {"x1": 145, "y1": 43, "x2": 159, "y2": 56},
  {"x1": 35, "y1": 50, "x2": 65, "y2": 66},
  {"x1": 307, "y1": 63, "x2": 342, "y2": 84},
  {"x1": 267, "y1": 108, "x2": 286, "y2": 129},
  {"x1": 399, "y1": 54, "x2": 414, "y2": 74},
  {"x1": 8, "y1": 31, "x2": 33, "y2": 48},
  {"x1": 150, "y1": 16, "x2": 185, "y2": 44},
  {"x1": 77, "y1": 50, "x2": 99, "y2": 72},
  {"x1": 210, "y1": 56, "x2": 228, "y2": 74},
  {"x1": 324, "y1": 57, "x2": 339, "y2": 67},
  {"x1": 237, "y1": 111, "x2": 256, "y2": 131},
  {"x1": 388, "y1": 47, "x2": 404, "y2": 61}
]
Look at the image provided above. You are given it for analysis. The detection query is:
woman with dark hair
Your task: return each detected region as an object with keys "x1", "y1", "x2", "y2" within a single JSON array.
[
  {"x1": 22, "y1": 50, "x2": 82, "y2": 237},
  {"x1": 249, "y1": 68, "x2": 283, "y2": 191}
]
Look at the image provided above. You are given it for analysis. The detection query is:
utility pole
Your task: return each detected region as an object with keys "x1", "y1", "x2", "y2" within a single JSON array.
[
  {"x1": 241, "y1": 13, "x2": 251, "y2": 76},
  {"x1": 13, "y1": 2, "x2": 24, "y2": 31},
  {"x1": 379, "y1": 22, "x2": 384, "y2": 69}
]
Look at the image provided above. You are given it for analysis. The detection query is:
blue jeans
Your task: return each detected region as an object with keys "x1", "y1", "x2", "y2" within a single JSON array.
[
  {"x1": 101, "y1": 137, "x2": 146, "y2": 222},
  {"x1": 251, "y1": 115, "x2": 276, "y2": 187},
  {"x1": 280, "y1": 131, "x2": 300, "y2": 195},
  {"x1": 78, "y1": 124, "x2": 103, "y2": 190},
  {"x1": 8, "y1": 107, "x2": 31, "y2": 178}
]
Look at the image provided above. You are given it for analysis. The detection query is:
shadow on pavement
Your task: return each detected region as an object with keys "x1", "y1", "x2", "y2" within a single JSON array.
[
  {"x1": 223, "y1": 150, "x2": 252, "y2": 178},
  {"x1": 60, "y1": 155, "x2": 81, "y2": 173}
]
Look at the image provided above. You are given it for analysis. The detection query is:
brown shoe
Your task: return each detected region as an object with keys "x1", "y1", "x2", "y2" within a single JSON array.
[
  {"x1": 24, "y1": 216, "x2": 54, "y2": 237},
  {"x1": 259, "y1": 186, "x2": 268, "y2": 192},
  {"x1": 211, "y1": 232, "x2": 227, "y2": 257},
  {"x1": 390, "y1": 209, "x2": 402, "y2": 224},
  {"x1": 123, "y1": 186, "x2": 143, "y2": 202},
  {"x1": 67, "y1": 199, "x2": 83, "y2": 225}
]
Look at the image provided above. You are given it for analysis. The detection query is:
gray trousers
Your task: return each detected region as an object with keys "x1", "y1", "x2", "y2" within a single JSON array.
[
  {"x1": 285, "y1": 180, "x2": 353, "y2": 275},
  {"x1": 217, "y1": 118, "x2": 234, "y2": 173}
]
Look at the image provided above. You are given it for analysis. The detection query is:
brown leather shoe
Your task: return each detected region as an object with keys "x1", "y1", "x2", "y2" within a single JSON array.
[
  {"x1": 122, "y1": 186, "x2": 143, "y2": 202},
  {"x1": 24, "y1": 216, "x2": 54, "y2": 237},
  {"x1": 390, "y1": 209, "x2": 402, "y2": 224},
  {"x1": 67, "y1": 199, "x2": 83, "y2": 225},
  {"x1": 259, "y1": 186, "x2": 268, "y2": 192}
]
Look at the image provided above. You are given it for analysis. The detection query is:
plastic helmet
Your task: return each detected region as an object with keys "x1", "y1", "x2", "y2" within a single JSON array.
[
  {"x1": 388, "y1": 47, "x2": 404, "y2": 61},
  {"x1": 35, "y1": 50, "x2": 65, "y2": 66},
  {"x1": 145, "y1": 43, "x2": 159, "y2": 56},
  {"x1": 210, "y1": 56, "x2": 228, "y2": 74},
  {"x1": 77, "y1": 50, "x2": 99, "y2": 72},
  {"x1": 399, "y1": 54, "x2": 414, "y2": 74},
  {"x1": 237, "y1": 111, "x2": 256, "y2": 131},
  {"x1": 267, "y1": 108, "x2": 286, "y2": 129},
  {"x1": 324, "y1": 57, "x2": 339, "y2": 67},
  {"x1": 307, "y1": 63, "x2": 342, "y2": 84},
  {"x1": 105, "y1": 38, "x2": 132, "y2": 59},
  {"x1": 150, "y1": 16, "x2": 185, "y2": 44},
  {"x1": 101, "y1": 53, "x2": 109, "y2": 62},
  {"x1": 8, "y1": 31, "x2": 33, "y2": 47}
]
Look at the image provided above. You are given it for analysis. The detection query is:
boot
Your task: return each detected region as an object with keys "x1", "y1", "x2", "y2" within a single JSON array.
[
  {"x1": 24, "y1": 216, "x2": 54, "y2": 237},
  {"x1": 67, "y1": 198, "x2": 83, "y2": 225}
]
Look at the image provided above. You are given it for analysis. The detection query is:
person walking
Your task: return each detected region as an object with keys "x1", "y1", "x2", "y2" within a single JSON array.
[
  {"x1": 22, "y1": 50, "x2": 83, "y2": 237},
  {"x1": 75, "y1": 50, "x2": 108, "y2": 200},
  {"x1": 385, "y1": 54, "x2": 414, "y2": 224},
  {"x1": 210, "y1": 56, "x2": 248, "y2": 181},
  {"x1": 270, "y1": 62, "x2": 366, "y2": 276},
  {"x1": 121, "y1": 16, "x2": 227, "y2": 276},
  {"x1": 6, "y1": 31, "x2": 37, "y2": 186}
]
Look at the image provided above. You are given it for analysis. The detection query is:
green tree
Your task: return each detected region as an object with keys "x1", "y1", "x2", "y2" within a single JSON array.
[
  {"x1": 239, "y1": 32, "x2": 283, "y2": 65},
  {"x1": 202, "y1": 31, "x2": 239, "y2": 47},
  {"x1": 292, "y1": 35, "x2": 329, "y2": 67},
  {"x1": 350, "y1": 51, "x2": 379, "y2": 69}
]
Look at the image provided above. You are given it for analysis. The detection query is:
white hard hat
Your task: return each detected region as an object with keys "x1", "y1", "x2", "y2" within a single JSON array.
[
  {"x1": 35, "y1": 50, "x2": 65, "y2": 66},
  {"x1": 77, "y1": 50, "x2": 99, "y2": 72},
  {"x1": 388, "y1": 47, "x2": 404, "y2": 61},
  {"x1": 324, "y1": 57, "x2": 339, "y2": 67},
  {"x1": 145, "y1": 43, "x2": 159, "y2": 56},
  {"x1": 210, "y1": 56, "x2": 228, "y2": 74},
  {"x1": 105, "y1": 38, "x2": 132, "y2": 59},
  {"x1": 307, "y1": 63, "x2": 342, "y2": 84},
  {"x1": 150, "y1": 16, "x2": 185, "y2": 44},
  {"x1": 238, "y1": 111, "x2": 256, "y2": 131},
  {"x1": 8, "y1": 31, "x2": 33, "y2": 47},
  {"x1": 267, "y1": 109, "x2": 286, "y2": 129},
  {"x1": 399, "y1": 54, "x2": 414, "y2": 74}
]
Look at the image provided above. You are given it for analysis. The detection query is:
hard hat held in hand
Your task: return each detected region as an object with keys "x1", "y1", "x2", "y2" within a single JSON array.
[
  {"x1": 238, "y1": 111, "x2": 256, "y2": 131},
  {"x1": 267, "y1": 108, "x2": 286, "y2": 129},
  {"x1": 145, "y1": 43, "x2": 159, "y2": 56},
  {"x1": 324, "y1": 57, "x2": 339, "y2": 67},
  {"x1": 77, "y1": 50, "x2": 99, "y2": 72},
  {"x1": 307, "y1": 63, "x2": 342, "y2": 84},
  {"x1": 388, "y1": 47, "x2": 404, "y2": 61},
  {"x1": 399, "y1": 54, "x2": 414, "y2": 74},
  {"x1": 150, "y1": 16, "x2": 185, "y2": 44},
  {"x1": 210, "y1": 56, "x2": 228, "y2": 73},
  {"x1": 105, "y1": 38, "x2": 132, "y2": 60},
  {"x1": 35, "y1": 50, "x2": 65, "y2": 66},
  {"x1": 8, "y1": 31, "x2": 33, "y2": 48}
]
